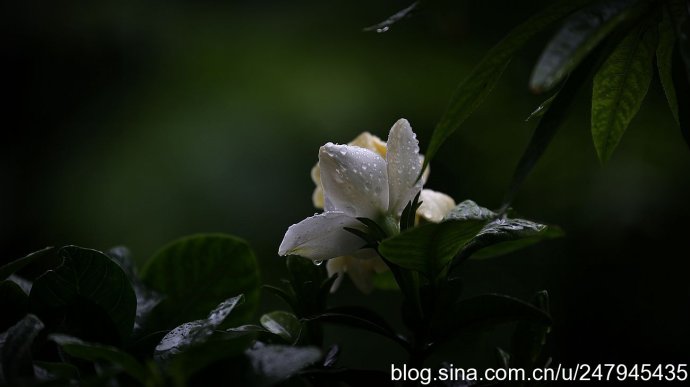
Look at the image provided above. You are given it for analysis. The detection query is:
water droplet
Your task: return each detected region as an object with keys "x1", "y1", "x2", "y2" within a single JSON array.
[
  {"x1": 314, "y1": 260, "x2": 323, "y2": 266},
  {"x1": 376, "y1": 26, "x2": 389, "y2": 33},
  {"x1": 362, "y1": 164, "x2": 367, "y2": 171},
  {"x1": 339, "y1": 149, "x2": 347, "y2": 156}
]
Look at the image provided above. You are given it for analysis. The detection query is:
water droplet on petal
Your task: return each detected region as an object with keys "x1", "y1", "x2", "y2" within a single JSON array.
[
  {"x1": 339, "y1": 149, "x2": 347, "y2": 156},
  {"x1": 376, "y1": 26, "x2": 389, "y2": 33},
  {"x1": 314, "y1": 260, "x2": 324, "y2": 266}
]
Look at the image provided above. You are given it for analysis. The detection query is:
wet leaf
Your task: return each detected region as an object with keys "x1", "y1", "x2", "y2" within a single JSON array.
[
  {"x1": 460, "y1": 218, "x2": 563, "y2": 260},
  {"x1": 154, "y1": 295, "x2": 244, "y2": 360},
  {"x1": 530, "y1": 0, "x2": 644, "y2": 93},
  {"x1": 259, "y1": 311, "x2": 301, "y2": 343}
]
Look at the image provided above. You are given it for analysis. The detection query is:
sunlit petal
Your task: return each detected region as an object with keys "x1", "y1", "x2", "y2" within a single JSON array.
[
  {"x1": 417, "y1": 189, "x2": 456, "y2": 223},
  {"x1": 278, "y1": 212, "x2": 364, "y2": 260},
  {"x1": 319, "y1": 143, "x2": 389, "y2": 218},
  {"x1": 386, "y1": 118, "x2": 423, "y2": 217}
]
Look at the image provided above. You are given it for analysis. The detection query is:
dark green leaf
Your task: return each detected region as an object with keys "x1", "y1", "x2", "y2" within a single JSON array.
[
  {"x1": 378, "y1": 218, "x2": 486, "y2": 277},
  {"x1": 668, "y1": 0, "x2": 690, "y2": 148},
  {"x1": 668, "y1": 0, "x2": 690, "y2": 79},
  {"x1": 592, "y1": 21, "x2": 657, "y2": 162},
  {"x1": 657, "y1": 7, "x2": 679, "y2": 123},
  {"x1": 1, "y1": 314, "x2": 44, "y2": 383},
  {"x1": 154, "y1": 295, "x2": 244, "y2": 360},
  {"x1": 259, "y1": 311, "x2": 302, "y2": 343},
  {"x1": 0, "y1": 247, "x2": 55, "y2": 281},
  {"x1": 530, "y1": 0, "x2": 644, "y2": 93},
  {"x1": 0, "y1": 280, "x2": 28, "y2": 332},
  {"x1": 432, "y1": 294, "x2": 551, "y2": 344},
  {"x1": 423, "y1": 0, "x2": 595, "y2": 172},
  {"x1": 525, "y1": 92, "x2": 559, "y2": 122},
  {"x1": 304, "y1": 306, "x2": 408, "y2": 350},
  {"x1": 29, "y1": 246, "x2": 137, "y2": 342},
  {"x1": 263, "y1": 285, "x2": 297, "y2": 311},
  {"x1": 245, "y1": 343, "x2": 321, "y2": 387},
  {"x1": 460, "y1": 218, "x2": 563, "y2": 260},
  {"x1": 372, "y1": 271, "x2": 399, "y2": 291},
  {"x1": 141, "y1": 234, "x2": 260, "y2": 332},
  {"x1": 49, "y1": 334, "x2": 149, "y2": 383}
]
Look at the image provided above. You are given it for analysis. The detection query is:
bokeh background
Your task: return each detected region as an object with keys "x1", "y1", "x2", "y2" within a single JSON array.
[{"x1": 3, "y1": 0, "x2": 689, "y2": 371}]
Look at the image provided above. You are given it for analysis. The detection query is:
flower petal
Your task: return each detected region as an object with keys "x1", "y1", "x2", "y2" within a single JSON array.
[
  {"x1": 386, "y1": 118, "x2": 423, "y2": 217},
  {"x1": 325, "y1": 255, "x2": 388, "y2": 294},
  {"x1": 319, "y1": 143, "x2": 389, "y2": 218},
  {"x1": 416, "y1": 189, "x2": 456, "y2": 223},
  {"x1": 278, "y1": 211, "x2": 364, "y2": 260}
]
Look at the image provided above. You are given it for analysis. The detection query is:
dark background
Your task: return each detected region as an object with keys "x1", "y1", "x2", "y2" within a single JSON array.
[{"x1": 3, "y1": 0, "x2": 688, "y2": 371}]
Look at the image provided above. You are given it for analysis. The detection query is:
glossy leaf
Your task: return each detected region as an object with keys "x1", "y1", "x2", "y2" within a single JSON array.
[
  {"x1": 49, "y1": 334, "x2": 149, "y2": 383},
  {"x1": 443, "y1": 200, "x2": 496, "y2": 221},
  {"x1": 432, "y1": 294, "x2": 551, "y2": 344},
  {"x1": 423, "y1": 0, "x2": 594, "y2": 172},
  {"x1": 378, "y1": 218, "x2": 486, "y2": 277},
  {"x1": 363, "y1": 1, "x2": 419, "y2": 33},
  {"x1": 0, "y1": 280, "x2": 28, "y2": 332},
  {"x1": 260, "y1": 311, "x2": 302, "y2": 343},
  {"x1": 141, "y1": 234, "x2": 260, "y2": 332},
  {"x1": 0, "y1": 247, "x2": 55, "y2": 281},
  {"x1": 1, "y1": 314, "x2": 44, "y2": 383},
  {"x1": 29, "y1": 246, "x2": 137, "y2": 342},
  {"x1": 154, "y1": 295, "x2": 244, "y2": 360},
  {"x1": 530, "y1": 0, "x2": 643, "y2": 93},
  {"x1": 592, "y1": 22, "x2": 657, "y2": 162},
  {"x1": 460, "y1": 218, "x2": 563, "y2": 260},
  {"x1": 657, "y1": 7, "x2": 679, "y2": 123}
]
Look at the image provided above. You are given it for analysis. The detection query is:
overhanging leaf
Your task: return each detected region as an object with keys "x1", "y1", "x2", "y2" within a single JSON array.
[
  {"x1": 378, "y1": 218, "x2": 486, "y2": 277},
  {"x1": 29, "y1": 246, "x2": 137, "y2": 343},
  {"x1": 0, "y1": 314, "x2": 44, "y2": 383},
  {"x1": 259, "y1": 311, "x2": 302, "y2": 343},
  {"x1": 459, "y1": 218, "x2": 563, "y2": 260},
  {"x1": 141, "y1": 234, "x2": 260, "y2": 332},
  {"x1": 49, "y1": 334, "x2": 149, "y2": 384},
  {"x1": 592, "y1": 21, "x2": 657, "y2": 162},
  {"x1": 423, "y1": 0, "x2": 595, "y2": 172},
  {"x1": 657, "y1": 7, "x2": 679, "y2": 124},
  {"x1": 530, "y1": 0, "x2": 645, "y2": 93},
  {"x1": 154, "y1": 295, "x2": 244, "y2": 360}
]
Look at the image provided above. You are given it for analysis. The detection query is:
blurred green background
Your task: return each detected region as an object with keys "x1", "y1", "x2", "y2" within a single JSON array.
[{"x1": 3, "y1": 0, "x2": 688, "y2": 370}]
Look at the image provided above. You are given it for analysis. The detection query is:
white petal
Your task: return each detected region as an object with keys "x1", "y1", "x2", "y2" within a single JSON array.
[
  {"x1": 326, "y1": 257, "x2": 347, "y2": 292},
  {"x1": 278, "y1": 212, "x2": 364, "y2": 260},
  {"x1": 386, "y1": 119, "x2": 423, "y2": 217},
  {"x1": 416, "y1": 189, "x2": 456, "y2": 223},
  {"x1": 325, "y1": 255, "x2": 387, "y2": 294},
  {"x1": 319, "y1": 143, "x2": 389, "y2": 218}
]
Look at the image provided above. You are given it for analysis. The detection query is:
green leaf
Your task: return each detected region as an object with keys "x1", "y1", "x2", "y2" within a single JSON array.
[
  {"x1": 49, "y1": 334, "x2": 149, "y2": 384},
  {"x1": 510, "y1": 291, "x2": 552, "y2": 368},
  {"x1": 33, "y1": 361, "x2": 80, "y2": 381},
  {"x1": 154, "y1": 295, "x2": 244, "y2": 360},
  {"x1": 657, "y1": 7, "x2": 679, "y2": 124},
  {"x1": 304, "y1": 306, "x2": 408, "y2": 350},
  {"x1": 372, "y1": 271, "x2": 399, "y2": 291},
  {"x1": 363, "y1": 1, "x2": 419, "y2": 33},
  {"x1": 0, "y1": 280, "x2": 28, "y2": 332},
  {"x1": 260, "y1": 311, "x2": 302, "y2": 343},
  {"x1": 667, "y1": 0, "x2": 690, "y2": 148},
  {"x1": 378, "y1": 218, "x2": 486, "y2": 278},
  {"x1": 431, "y1": 294, "x2": 551, "y2": 344},
  {"x1": 0, "y1": 314, "x2": 44, "y2": 383},
  {"x1": 423, "y1": 0, "x2": 595, "y2": 172},
  {"x1": 29, "y1": 246, "x2": 137, "y2": 343},
  {"x1": 530, "y1": 0, "x2": 645, "y2": 93},
  {"x1": 141, "y1": 234, "x2": 260, "y2": 332},
  {"x1": 592, "y1": 21, "x2": 657, "y2": 162},
  {"x1": 460, "y1": 218, "x2": 563, "y2": 260},
  {"x1": 0, "y1": 247, "x2": 55, "y2": 281}
]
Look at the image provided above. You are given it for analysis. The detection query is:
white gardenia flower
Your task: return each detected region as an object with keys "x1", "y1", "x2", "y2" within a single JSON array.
[{"x1": 278, "y1": 119, "x2": 455, "y2": 293}]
